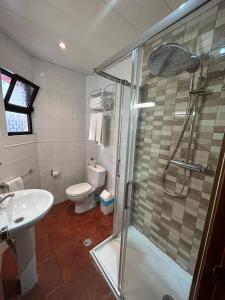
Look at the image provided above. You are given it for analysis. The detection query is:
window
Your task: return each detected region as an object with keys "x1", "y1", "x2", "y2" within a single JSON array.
[
  {"x1": 0, "y1": 69, "x2": 12, "y2": 98},
  {"x1": 0, "y1": 67, "x2": 39, "y2": 135}
]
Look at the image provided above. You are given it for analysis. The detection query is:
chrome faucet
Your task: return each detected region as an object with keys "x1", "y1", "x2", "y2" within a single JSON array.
[{"x1": 0, "y1": 193, "x2": 14, "y2": 204}]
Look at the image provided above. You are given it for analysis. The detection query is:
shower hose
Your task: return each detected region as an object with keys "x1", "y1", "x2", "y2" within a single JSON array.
[{"x1": 162, "y1": 70, "x2": 204, "y2": 198}]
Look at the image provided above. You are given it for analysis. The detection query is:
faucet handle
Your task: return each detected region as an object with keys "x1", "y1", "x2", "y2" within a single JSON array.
[
  {"x1": 0, "y1": 226, "x2": 9, "y2": 242},
  {"x1": 0, "y1": 192, "x2": 15, "y2": 202}
]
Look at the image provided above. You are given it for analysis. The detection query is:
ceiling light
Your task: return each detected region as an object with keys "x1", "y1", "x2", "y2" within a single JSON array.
[{"x1": 59, "y1": 42, "x2": 66, "y2": 49}]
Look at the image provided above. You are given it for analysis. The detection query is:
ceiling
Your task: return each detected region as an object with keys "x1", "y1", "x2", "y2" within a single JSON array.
[{"x1": 0, "y1": 0, "x2": 186, "y2": 74}]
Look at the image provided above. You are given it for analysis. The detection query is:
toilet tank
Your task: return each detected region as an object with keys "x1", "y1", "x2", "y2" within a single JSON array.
[{"x1": 87, "y1": 164, "x2": 106, "y2": 188}]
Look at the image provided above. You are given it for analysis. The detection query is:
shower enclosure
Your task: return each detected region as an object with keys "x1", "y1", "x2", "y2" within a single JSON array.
[{"x1": 90, "y1": 0, "x2": 225, "y2": 299}]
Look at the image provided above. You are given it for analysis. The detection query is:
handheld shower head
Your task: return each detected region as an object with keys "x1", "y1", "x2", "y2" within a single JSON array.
[{"x1": 148, "y1": 42, "x2": 200, "y2": 77}]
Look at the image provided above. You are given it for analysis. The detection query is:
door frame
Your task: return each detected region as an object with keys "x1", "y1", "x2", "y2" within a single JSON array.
[{"x1": 190, "y1": 135, "x2": 225, "y2": 299}]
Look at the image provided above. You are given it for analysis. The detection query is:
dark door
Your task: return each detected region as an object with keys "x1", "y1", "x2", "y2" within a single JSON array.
[{"x1": 195, "y1": 140, "x2": 225, "y2": 300}]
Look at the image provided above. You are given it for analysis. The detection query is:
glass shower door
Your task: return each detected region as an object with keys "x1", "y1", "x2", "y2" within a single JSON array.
[
  {"x1": 121, "y1": 44, "x2": 195, "y2": 300},
  {"x1": 89, "y1": 77, "x2": 133, "y2": 299},
  {"x1": 120, "y1": 43, "x2": 194, "y2": 298},
  {"x1": 120, "y1": 2, "x2": 225, "y2": 297}
]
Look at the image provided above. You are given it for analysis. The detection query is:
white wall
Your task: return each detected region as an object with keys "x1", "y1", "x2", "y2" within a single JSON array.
[
  {"x1": 0, "y1": 30, "x2": 131, "y2": 209},
  {"x1": 85, "y1": 56, "x2": 132, "y2": 232},
  {"x1": 0, "y1": 32, "x2": 40, "y2": 190},
  {"x1": 32, "y1": 59, "x2": 86, "y2": 203},
  {"x1": 0, "y1": 31, "x2": 86, "y2": 203}
]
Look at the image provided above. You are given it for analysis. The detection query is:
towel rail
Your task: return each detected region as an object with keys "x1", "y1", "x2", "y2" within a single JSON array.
[
  {"x1": 90, "y1": 83, "x2": 116, "y2": 112},
  {"x1": 0, "y1": 168, "x2": 34, "y2": 191}
]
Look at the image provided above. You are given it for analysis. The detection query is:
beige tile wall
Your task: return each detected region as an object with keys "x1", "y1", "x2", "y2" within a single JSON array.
[{"x1": 132, "y1": 0, "x2": 225, "y2": 274}]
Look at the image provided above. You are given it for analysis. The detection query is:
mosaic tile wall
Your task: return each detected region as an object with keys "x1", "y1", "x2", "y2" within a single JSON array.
[{"x1": 131, "y1": 0, "x2": 225, "y2": 275}]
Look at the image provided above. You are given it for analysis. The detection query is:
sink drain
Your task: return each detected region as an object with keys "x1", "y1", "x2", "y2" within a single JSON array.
[
  {"x1": 14, "y1": 217, "x2": 24, "y2": 223},
  {"x1": 84, "y1": 239, "x2": 92, "y2": 247},
  {"x1": 162, "y1": 295, "x2": 174, "y2": 300}
]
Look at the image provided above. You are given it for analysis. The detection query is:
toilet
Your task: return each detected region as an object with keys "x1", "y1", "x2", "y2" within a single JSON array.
[{"x1": 66, "y1": 164, "x2": 106, "y2": 214}]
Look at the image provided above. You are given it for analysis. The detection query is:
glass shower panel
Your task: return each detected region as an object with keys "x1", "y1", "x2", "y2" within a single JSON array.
[
  {"x1": 121, "y1": 2, "x2": 225, "y2": 299},
  {"x1": 89, "y1": 80, "x2": 132, "y2": 299},
  {"x1": 115, "y1": 83, "x2": 132, "y2": 236}
]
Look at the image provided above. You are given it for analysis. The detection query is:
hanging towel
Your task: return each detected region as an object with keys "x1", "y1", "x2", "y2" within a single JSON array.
[
  {"x1": 6, "y1": 177, "x2": 24, "y2": 192},
  {"x1": 96, "y1": 112, "x2": 103, "y2": 143},
  {"x1": 88, "y1": 113, "x2": 97, "y2": 141},
  {"x1": 101, "y1": 115, "x2": 110, "y2": 145}
]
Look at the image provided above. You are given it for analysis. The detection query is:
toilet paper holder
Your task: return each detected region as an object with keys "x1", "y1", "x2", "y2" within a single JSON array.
[{"x1": 50, "y1": 170, "x2": 59, "y2": 177}]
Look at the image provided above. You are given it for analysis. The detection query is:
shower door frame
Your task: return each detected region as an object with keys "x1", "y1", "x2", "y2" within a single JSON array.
[
  {"x1": 117, "y1": 48, "x2": 142, "y2": 295},
  {"x1": 190, "y1": 136, "x2": 225, "y2": 299},
  {"x1": 90, "y1": 74, "x2": 134, "y2": 300},
  {"x1": 91, "y1": 2, "x2": 225, "y2": 298},
  {"x1": 117, "y1": 37, "x2": 225, "y2": 300},
  {"x1": 90, "y1": 49, "x2": 141, "y2": 299}
]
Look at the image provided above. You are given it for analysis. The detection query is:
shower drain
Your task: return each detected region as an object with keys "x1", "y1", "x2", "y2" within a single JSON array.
[
  {"x1": 84, "y1": 239, "x2": 92, "y2": 247},
  {"x1": 162, "y1": 295, "x2": 174, "y2": 300}
]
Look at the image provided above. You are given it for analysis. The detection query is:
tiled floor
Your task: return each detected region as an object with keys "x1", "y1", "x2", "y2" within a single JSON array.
[{"x1": 1, "y1": 201, "x2": 115, "y2": 300}]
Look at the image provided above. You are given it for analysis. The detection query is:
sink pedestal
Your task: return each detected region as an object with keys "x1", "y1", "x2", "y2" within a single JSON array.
[
  {"x1": 14, "y1": 227, "x2": 37, "y2": 295},
  {"x1": 0, "y1": 189, "x2": 54, "y2": 295}
]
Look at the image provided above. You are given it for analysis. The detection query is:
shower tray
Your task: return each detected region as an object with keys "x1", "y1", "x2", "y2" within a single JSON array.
[
  {"x1": 90, "y1": 235, "x2": 121, "y2": 299},
  {"x1": 90, "y1": 226, "x2": 192, "y2": 300}
]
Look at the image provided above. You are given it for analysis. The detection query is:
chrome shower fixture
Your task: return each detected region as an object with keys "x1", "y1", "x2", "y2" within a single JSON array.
[
  {"x1": 147, "y1": 42, "x2": 206, "y2": 198},
  {"x1": 148, "y1": 42, "x2": 200, "y2": 77}
]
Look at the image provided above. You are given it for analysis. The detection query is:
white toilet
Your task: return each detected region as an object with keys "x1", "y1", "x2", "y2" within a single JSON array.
[{"x1": 66, "y1": 164, "x2": 106, "y2": 214}]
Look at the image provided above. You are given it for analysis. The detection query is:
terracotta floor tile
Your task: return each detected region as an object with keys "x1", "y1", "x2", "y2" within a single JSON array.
[
  {"x1": 45, "y1": 217, "x2": 74, "y2": 235},
  {"x1": 46, "y1": 283, "x2": 75, "y2": 300},
  {"x1": 2, "y1": 279, "x2": 20, "y2": 300},
  {"x1": 21, "y1": 285, "x2": 45, "y2": 300},
  {"x1": 36, "y1": 256, "x2": 63, "y2": 296},
  {"x1": 35, "y1": 221, "x2": 48, "y2": 243},
  {"x1": 1, "y1": 249, "x2": 17, "y2": 280},
  {"x1": 67, "y1": 262, "x2": 114, "y2": 300},
  {"x1": 36, "y1": 233, "x2": 54, "y2": 266},
  {"x1": 55, "y1": 245, "x2": 90, "y2": 282},
  {"x1": 47, "y1": 262, "x2": 115, "y2": 300},
  {"x1": 48, "y1": 235, "x2": 78, "y2": 255},
  {"x1": 1, "y1": 202, "x2": 114, "y2": 300},
  {"x1": 44, "y1": 201, "x2": 69, "y2": 220},
  {"x1": 1, "y1": 248, "x2": 19, "y2": 299}
]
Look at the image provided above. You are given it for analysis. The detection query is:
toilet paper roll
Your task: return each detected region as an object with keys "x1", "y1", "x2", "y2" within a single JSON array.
[{"x1": 51, "y1": 170, "x2": 59, "y2": 177}]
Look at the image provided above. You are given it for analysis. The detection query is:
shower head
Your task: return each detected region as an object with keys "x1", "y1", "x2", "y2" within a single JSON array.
[{"x1": 148, "y1": 42, "x2": 200, "y2": 77}]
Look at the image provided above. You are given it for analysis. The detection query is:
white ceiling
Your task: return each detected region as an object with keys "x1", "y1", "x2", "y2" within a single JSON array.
[{"x1": 0, "y1": 0, "x2": 186, "y2": 74}]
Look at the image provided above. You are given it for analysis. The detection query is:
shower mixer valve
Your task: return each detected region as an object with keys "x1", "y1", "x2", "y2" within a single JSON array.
[{"x1": 170, "y1": 159, "x2": 208, "y2": 174}]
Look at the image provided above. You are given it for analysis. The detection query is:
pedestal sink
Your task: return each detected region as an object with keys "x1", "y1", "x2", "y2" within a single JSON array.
[{"x1": 0, "y1": 189, "x2": 54, "y2": 295}]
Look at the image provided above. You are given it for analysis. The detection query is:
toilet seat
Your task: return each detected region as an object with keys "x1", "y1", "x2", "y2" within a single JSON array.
[{"x1": 66, "y1": 182, "x2": 93, "y2": 197}]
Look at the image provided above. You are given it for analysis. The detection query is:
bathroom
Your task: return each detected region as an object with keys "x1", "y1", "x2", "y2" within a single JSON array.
[{"x1": 0, "y1": 0, "x2": 225, "y2": 299}]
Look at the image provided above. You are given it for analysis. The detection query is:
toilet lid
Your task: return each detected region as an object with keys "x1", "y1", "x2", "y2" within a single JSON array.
[{"x1": 66, "y1": 182, "x2": 93, "y2": 196}]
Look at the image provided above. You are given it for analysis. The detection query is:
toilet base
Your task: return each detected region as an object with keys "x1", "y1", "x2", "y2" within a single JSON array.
[{"x1": 74, "y1": 194, "x2": 96, "y2": 214}]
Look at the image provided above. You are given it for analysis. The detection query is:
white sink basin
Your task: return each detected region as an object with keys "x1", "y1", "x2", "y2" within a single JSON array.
[
  {"x1": 0, "y1": 189, "x2": 53, "y2": 235},
  {"x1": 0, "y1": 189, "x2": 54, "y2": 295}
]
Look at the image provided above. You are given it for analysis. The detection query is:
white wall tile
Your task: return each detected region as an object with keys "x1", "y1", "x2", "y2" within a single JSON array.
[
  {"x1": 0, "y1": 32, "x2": 86, "y2": 204},
  {"x1": 85, "y1": 56, "x2": 132, "y2": 195}
]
